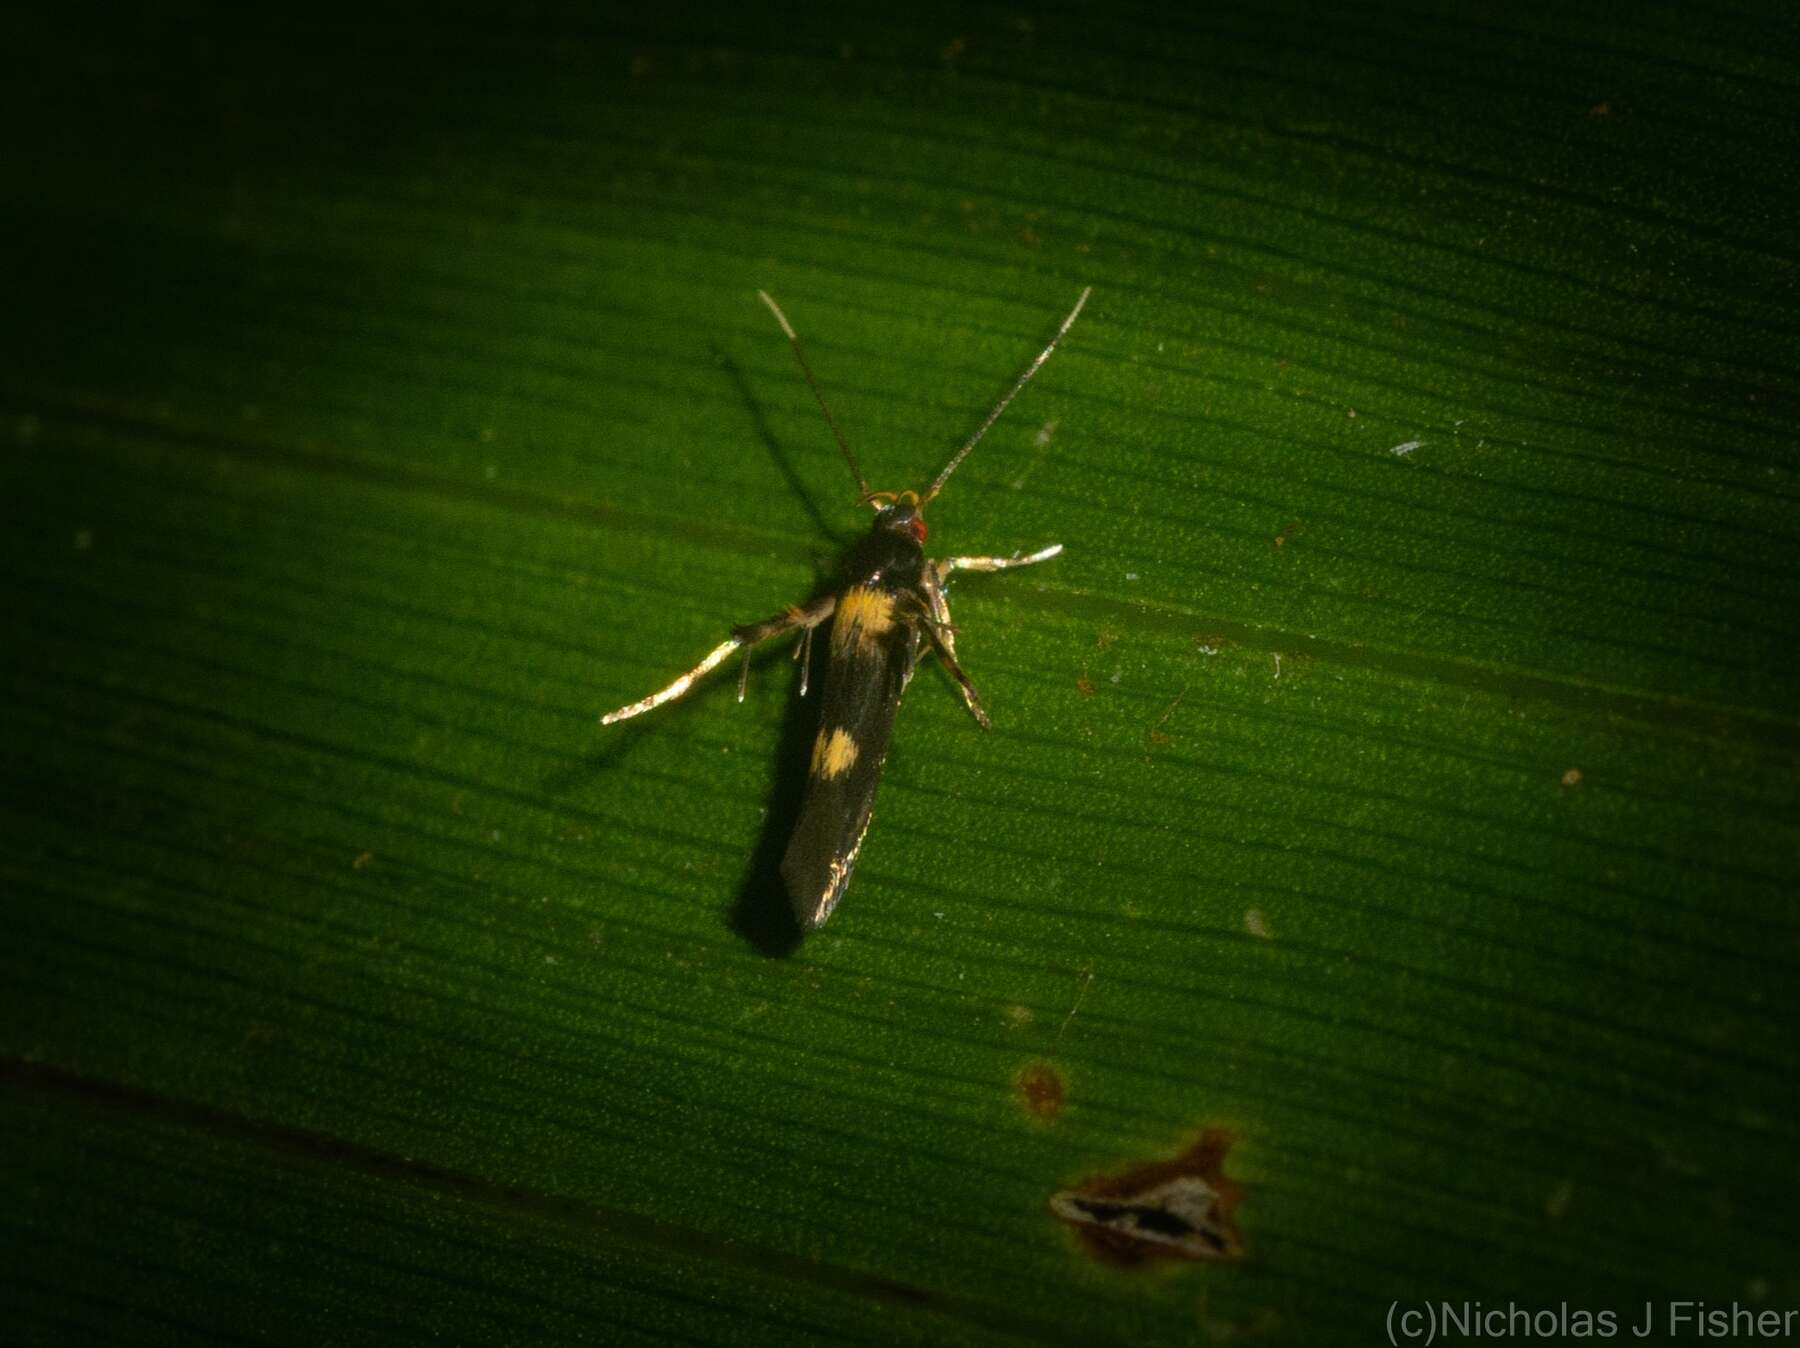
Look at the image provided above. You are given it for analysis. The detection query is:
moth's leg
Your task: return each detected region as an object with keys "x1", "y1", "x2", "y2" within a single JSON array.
[
  {"x1": 917, "y1": 564, "x2": 957, "y2": 644},
  {"x1": 728, "y1": 596, "x2": 837, "y2": 703},
  {"x1": 933, "y1": 543, "x2": 1062, "y2": 586},
  {"x1": 915, "y1": 566, "x2": 963, "y2": 664},
  {"x1": 601, "y1": 638, "x2": 740, "y2": 726},
  {"x1": 730, "y1": 594, "x2": 838, "y2": 648},
  {"x1": 791, "y1": 619, "x2": 819, "y2": 698},
  {"x1": 909, "y1": 580, "x2": 990, "y2": 730},
  {"x1": 921, "y1": 617, "x2": 991, "y2": 729},
  {"x1": 917, "y1": 544, "x2": 1061, "y2": 726},
  {"x1": 600, "y1": 594, "x2": 836, "y2": 725}
]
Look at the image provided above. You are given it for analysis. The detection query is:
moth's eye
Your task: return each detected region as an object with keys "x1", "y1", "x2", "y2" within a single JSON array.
[{"x1": 910, "y1": 516, "x2": 928, "y2": 543}]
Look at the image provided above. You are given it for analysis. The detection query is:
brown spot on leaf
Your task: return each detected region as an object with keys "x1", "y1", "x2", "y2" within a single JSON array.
[
  {"x1": 1561, "y1": 767, "x2": 1582, "y2": 787},
  {"x1": 1016, "y1": 1062, "x2": 1066, "y2": 1121},
  {"x1": 1147, "y1": 685, "x2": 1188, "y2": 747},
  {"x1": 1076, "y1": 675, "x2": 1095, "y2": 698},
  {"x1": 1051, "y1": 1129, "x2": 1244, "y2": 1266}
]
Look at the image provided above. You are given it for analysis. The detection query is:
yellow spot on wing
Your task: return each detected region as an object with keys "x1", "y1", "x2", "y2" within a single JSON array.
[
  {"x1": 831, "y1": 585, "x2": 895, "y2": 658},
  {"x1": 810, "y1": 727, "x2": 860, "y2": 780}
]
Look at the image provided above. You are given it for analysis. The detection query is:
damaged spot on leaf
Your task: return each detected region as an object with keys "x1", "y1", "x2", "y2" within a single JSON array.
[
  {"x1": 1050, "y1": 1129, "x2": 1244, "y2": 1266},
  {"x1": 1016, "y1": 1062, "x2": 1066, "y2": 1121}
]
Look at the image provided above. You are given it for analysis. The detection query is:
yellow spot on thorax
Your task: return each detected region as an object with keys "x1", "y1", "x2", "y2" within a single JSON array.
[
  {"x1": 810, "y1": 726, "x2": 860, "y2": 780},
  {"x1": 831, "y1": 585, "x2": 896, "y2": 658}
]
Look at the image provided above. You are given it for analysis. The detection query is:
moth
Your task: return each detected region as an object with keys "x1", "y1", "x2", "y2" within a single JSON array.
[{"x1": 601, "y1": 286, "x2": 1090, "y2": 929}]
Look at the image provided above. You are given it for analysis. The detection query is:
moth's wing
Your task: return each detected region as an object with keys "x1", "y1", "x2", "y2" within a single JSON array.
[{"x1": 781, "y1": 621, "x2": 917, "y2": 929}]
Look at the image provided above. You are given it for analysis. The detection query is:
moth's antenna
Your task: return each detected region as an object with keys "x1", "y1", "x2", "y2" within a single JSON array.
[
  {"x1": 757, "y1": 290, "x2": 871, "y2": 501},
  {"x1": 921, "y1": 286, "x2": 1091, "y2": 507}
]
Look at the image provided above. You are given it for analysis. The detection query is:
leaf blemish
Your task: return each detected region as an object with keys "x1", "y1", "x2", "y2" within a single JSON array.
[
  {"x1": 1016, "y1": 1062, "x2": 1066, "y2": 1121},
  {"x1": 1050, "y1": 1129, "x2": 1244, "y2": 1267},
  {"x1": 1148, "y1": 685, "x2": 1188, "y2": 747}
]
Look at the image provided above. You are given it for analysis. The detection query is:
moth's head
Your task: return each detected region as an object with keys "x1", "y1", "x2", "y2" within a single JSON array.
[{"x1": 868, "y1": 489, "x2": 927, "y2": 543}]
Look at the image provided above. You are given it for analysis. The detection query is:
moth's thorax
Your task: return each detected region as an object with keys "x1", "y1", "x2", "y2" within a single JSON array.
[{"x1": 845, "y1": 504, "x2": 927, "y2": 590}]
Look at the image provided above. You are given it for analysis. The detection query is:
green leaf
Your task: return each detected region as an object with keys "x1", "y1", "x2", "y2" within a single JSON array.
[{"x1": 5, "y1": 5, "x2": 1797, "y2": 1343}]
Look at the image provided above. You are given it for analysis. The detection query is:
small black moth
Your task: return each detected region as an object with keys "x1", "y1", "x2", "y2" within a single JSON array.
[{"x1": 600, "y1": 286, "x2": 1091, "y2": 929}]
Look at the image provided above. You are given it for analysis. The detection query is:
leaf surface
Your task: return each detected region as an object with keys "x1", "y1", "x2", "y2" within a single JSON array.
[{"x1": 4, "y1": 5, "x2": 1797, "y2": 1343}]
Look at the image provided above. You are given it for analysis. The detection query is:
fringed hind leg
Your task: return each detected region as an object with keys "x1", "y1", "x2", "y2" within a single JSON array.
[{"x1": 600, "y1": 594, "x2": 837, "y2": 725}]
